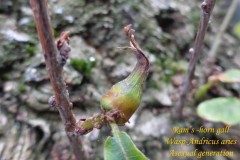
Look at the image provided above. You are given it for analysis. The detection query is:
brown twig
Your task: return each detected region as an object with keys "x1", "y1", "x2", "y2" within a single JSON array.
[
  {"x1": 29, "y1": 0, "x2": 86, "y2": 159},
  {"x1": 174, "y1": 0, "x2": 216, "y2": 118}
]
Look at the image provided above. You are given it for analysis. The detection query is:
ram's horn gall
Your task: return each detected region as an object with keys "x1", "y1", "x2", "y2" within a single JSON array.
[{"x1": 100, "y1": 24, "x2": 149, "y2": 125}]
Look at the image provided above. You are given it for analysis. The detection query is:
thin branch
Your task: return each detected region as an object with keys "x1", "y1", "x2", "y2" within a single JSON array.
[
  {"x1": 208, "y1": 0, "x2": 238, "y2": 61},
  {"x1": 29, "y1": 0, "x2": 76, "y2": 131},
  {"x1": 29, "y1": 0, "x2": 86, "y2": 159},
  {"x1": 174, "y1": 0, "x2": 216, "y2": 118}
]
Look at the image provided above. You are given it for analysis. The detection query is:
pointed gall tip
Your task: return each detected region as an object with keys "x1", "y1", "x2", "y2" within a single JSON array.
[{"x1": 124, "y1": 24, "x2": 132, "y2": 36}]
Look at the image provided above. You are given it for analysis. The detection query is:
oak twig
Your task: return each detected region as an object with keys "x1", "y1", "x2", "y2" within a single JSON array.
[
  {"x1": 174, "y1": 0, "x2": 216, "y2": 118},
  {"x1": 29, "y1": 0, "x2": 86, "y2": 159}
]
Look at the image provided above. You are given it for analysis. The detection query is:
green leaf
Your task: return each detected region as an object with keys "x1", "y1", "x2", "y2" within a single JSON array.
[
  {"x1": 104, "y1": 131, "x2": 148, "y2": 160},
  {"x1": 233, "y1": 22, "x2": 240, "y2": 39},
  {"x1": 209, "y1": 69, "x2": 240, "y2": 83},
  {"x1": 195, "y1": 82, "x2": 214, "y2": 101},
  {"x1": 195, "y1": 69, "x2": 240, "y2": 100},
  {"x1": 197, "y1": 97, "x2": 240, "y2": 125}
]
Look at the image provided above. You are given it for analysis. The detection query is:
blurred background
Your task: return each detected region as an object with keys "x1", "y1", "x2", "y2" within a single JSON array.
[{"x1": 0, "y1": 0, "x2": 240, "y2": 160}]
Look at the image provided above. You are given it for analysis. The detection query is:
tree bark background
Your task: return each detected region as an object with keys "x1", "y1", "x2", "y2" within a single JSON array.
[{"x1": 0, "y1": 0, "x2": 240, "y2": 160}]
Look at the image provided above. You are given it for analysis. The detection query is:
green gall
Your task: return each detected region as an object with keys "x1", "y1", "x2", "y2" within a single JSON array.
[{"x1": 100, "y1": 24, "x2": 149, "y2": 125}]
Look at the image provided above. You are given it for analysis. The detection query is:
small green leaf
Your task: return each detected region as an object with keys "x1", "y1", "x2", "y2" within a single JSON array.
[
  {"x1": 209, "y1": 69, "x2": 240, "y2": 83},
  {"x1": 233, "y1": 22, "x2": 240, "y2": 39},
  {"x1": 195, "y1": 82, "x2": 214, "y2": 101},
  {"x1": 104, "y1": 131, "x2": 148, "y2": 160},
  {"x1": 197, "y1": 97, "x2": 240, "y2": 125},
  {"x1": 195, "y1": 69, "x2": 240, "y2": 101}
]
